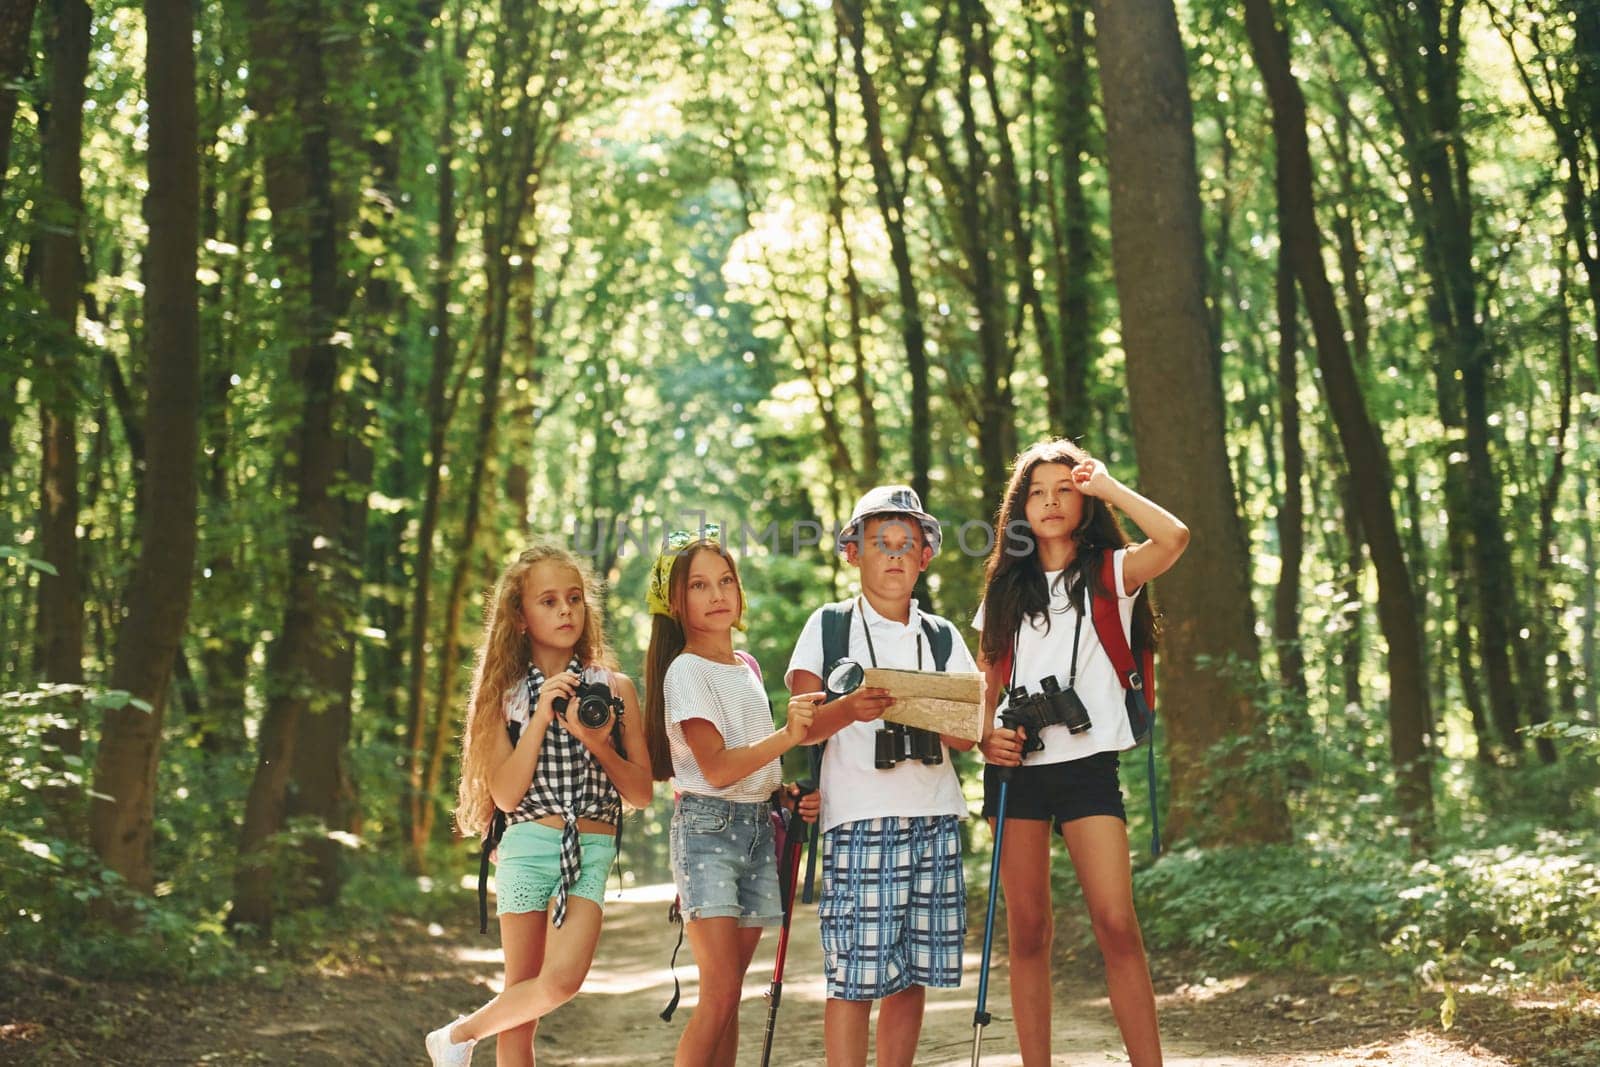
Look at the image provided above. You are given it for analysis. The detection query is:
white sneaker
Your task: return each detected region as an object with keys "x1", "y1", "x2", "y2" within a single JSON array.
[{"x1": 425, "y1": 1016, "x2": 475, "y2": 1066}]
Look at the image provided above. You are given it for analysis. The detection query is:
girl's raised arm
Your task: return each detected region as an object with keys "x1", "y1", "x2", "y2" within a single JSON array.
[{"x1": 1077, "y1": 459, "x2": 1190, "y2": 592}]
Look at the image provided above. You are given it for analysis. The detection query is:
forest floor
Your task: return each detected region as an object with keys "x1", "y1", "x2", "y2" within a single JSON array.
[{"x1": 4, "y1": 881, "x2": 1597, "y2": 1066}]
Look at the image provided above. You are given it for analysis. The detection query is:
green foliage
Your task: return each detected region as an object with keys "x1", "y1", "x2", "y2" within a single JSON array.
[
  {"x1": 1, "y1": 0, "x2": 1597, "y2": 1017},
  {"x1": 1132, "y1": 828, "x2": 1600, "y2": 987},
  {"x1": 1525, "y1": 721, "x2": 1600, "y2": 758}
]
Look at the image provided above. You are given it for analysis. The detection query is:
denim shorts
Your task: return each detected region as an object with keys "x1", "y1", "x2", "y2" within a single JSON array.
[
  {"x1": 669, "y1": 793, "x2": 783, "y2": 927},
  {"x1": 495, "y1": 821, "x2": 617, "y2": 916}
]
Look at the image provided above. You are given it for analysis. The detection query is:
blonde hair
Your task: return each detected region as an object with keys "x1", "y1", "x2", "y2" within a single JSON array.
[{"x1": 454, "y1": 541, "x2": 614, "y2": 836}]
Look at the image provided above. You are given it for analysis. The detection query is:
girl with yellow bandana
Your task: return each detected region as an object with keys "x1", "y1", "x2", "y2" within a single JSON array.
[{"x1": 642, "y1": 527, "x2": 820, "y2": 1067}]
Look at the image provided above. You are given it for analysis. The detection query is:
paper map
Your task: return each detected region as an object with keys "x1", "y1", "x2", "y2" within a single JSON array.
[{"x1": 862, "y1": 668, "x2": 986, "y2": 743}]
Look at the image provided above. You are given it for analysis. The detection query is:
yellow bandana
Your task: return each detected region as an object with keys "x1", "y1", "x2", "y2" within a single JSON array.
[{"x1": 646, "y1": 524, "x2": 745, "y2": 630}]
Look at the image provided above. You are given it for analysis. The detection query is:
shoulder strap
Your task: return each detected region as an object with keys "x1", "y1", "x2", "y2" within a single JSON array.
[
  {"x1": 919, "y1": 616, "x2": 954, "y2": 672},
  {"x1": 819, "y1": 600, "x2": 854, "y2": 679},
  {"x1": 733, "y1": 648, "x2": 763, "y2": 683},
  {"x1": 477, "y1": 716, "x2": 526, "y2": 934},
  {"x1": 1092, "y1": 553, "x2": 1161, "y2": 856},
  {"x1": 1091, "y1": 553, "x2": 1154, "y2": 711}
]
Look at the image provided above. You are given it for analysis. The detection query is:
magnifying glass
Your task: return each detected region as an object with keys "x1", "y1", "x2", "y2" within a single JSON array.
[{"x1": 826, "y1": 658, "x2": 865, "y2": 701}]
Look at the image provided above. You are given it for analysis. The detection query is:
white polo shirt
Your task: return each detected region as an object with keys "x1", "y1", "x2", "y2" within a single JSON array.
[
  {"x1": 972, "y1": 547, "x2": 1141, "y2": 765},
  {"x1": 785, "y1": 596, "x2": 976, "y2": 834}
]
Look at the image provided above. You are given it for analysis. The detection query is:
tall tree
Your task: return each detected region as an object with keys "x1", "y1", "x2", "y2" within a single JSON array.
[
  {"x1": 1271, "y1": 250, "x2": 1307, "y2": 712},
  {"x1": 231, "y1": 0, "x2": 351, "y2": 932},
  {"x1": 1325, "y1": 0, "x2": 1541, "y2": 760},
  {"x1": 0, "y1": 0, "x2": 39, "y2": 202},
  {"x1": 88, "y1": 0, "x2": 202, "y2": 894},
  {"x1": 1090, "y1": 0, "x2": 1287, "y2": 845},
  {"x1": 834, "y1": 0, "x2": 936, "y2": 544},
  {"x1": 1042, "y1": 0, "x2": 1096, "y2": 435},
  {"x1": 1243, "y1": 0, "x2": 1435, "y2": 836},
  {"x1": 34, "y1": 0, "x2": 90, "y2": 831},
  {"x1": 400, "y1": 16, "x2": 462, "y2": 865}
]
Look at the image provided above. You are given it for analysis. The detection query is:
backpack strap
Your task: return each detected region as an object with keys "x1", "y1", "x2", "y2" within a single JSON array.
[
  {"x1": 478, "y1": 717, "x2": 523, "y2": 934},
  {"x1": 801, "y1": 601, "x2": 854, "y2": 906},
  {"x1": 819, "y1": 600, "x2": 854, "y2": 681},
  {"x1": 1090, "y1": 553, "x2": 1152, "y2": 709},
  {"x1": 919, "y1": 616, "x2": 954, "y2": 672},
  {"x1": 733, "y1": 648, "x2": 764, "y2": 683},
  {"x1": 1090, "y1": 552, "x2": 1161, "y2": 857}
]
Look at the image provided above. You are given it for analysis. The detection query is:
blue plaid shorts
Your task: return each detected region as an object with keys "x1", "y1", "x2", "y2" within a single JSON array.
[{"x1": 818, "y1": 814, "x2": 966, "y2": 1001}]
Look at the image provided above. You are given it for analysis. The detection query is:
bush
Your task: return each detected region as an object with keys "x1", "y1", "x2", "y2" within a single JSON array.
[{"x1": 1131, "y1": 831, "x2": 1600, "y2": 985}]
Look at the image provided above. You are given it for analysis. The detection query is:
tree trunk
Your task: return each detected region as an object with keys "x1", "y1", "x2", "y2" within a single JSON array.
[
  {"x1": 192, "y1": 162, "x2": 253, "y2": 757},
  {"x1": 287, "y1": 425, "x2": 365, "y2": 905},
  {"x1": 1091, "y1": 0, "x2": 1286, "y2": 846},
  {"x1": 836, "y1": 0, "x2": 933, "y2": 532},
  {"x1": 1242, "y1": 0, "x2": 1434, "y2": 838},
  {"x1": 950, "y1": 0, "x2": 1014, "y2": 504},
  {"x1": 401, "y1": 33, "x2": 459, "y2": 862},
  {"x1": 35, "y1": 0, "x2": 90, "y2": 834},
  {"x1": 231, "y1": 0, "x2": 346, "y2": 933},
  {"x1": 88, "y1": 0, "x2": 202, "y2": 897},
  {"x1": 1271, "y1": 250, "x2": 1307, "y2": 712},
  {"x1": 1045, "y1": 0, "x2": 1094, "y2": 435},
  {"x1": 0, "y1": 0, "x2": 40, "y2": 204},
  {"x1": 970, "y1": 0, "x2": 1052, "y2": 466},
  {"x1": 1329, "y1": 3, "x2": 1530, "y2": 758},
  {"x1": 1582, "y1": 453, "x2": 1597, "y2": 722},
  {"x1": 821, "y1": 37, "x2": 879, "y2": 486},
  {"x1": 417, "y1": 269, "x2": 509, "y2": 856}
]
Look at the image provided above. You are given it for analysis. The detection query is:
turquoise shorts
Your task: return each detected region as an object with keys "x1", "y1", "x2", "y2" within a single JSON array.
[{"x1": 494, "y1": 821, "x2": 617, "y2": 916}]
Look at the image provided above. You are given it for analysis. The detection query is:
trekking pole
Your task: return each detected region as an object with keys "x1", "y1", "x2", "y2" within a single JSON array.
[
  {"x1": 971, "y1": 766, "x2": 1012, "y2": 1066},
  {"x1": 761, "y1": 785, "x2": 814, "y2": 1067},
  {"x1": 801, "y1": 747, "x2": 822, "y2": 904}
]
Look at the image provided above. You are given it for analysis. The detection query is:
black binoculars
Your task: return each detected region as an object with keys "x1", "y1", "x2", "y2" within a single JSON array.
[
  {"x1": 873, "y1": 721, "x2": 945, "y2": 769},
  {"x1": 1002, "y1": 675, "x2": 1091, "y2": 753}
]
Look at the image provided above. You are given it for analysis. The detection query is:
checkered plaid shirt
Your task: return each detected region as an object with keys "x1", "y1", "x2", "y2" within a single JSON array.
[{"x1": 504, "y1": 657, "x2": 623, "y2": 926}]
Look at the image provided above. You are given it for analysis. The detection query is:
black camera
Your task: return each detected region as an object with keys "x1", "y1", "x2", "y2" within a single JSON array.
[
  {"x1": 554, "y1": 668, "x2": 621, "y2": 730},
  {"x1": 1002, "y1": 675, "x2": 1091, "y2": 753},
  {"x1": 873, "y1": 722, "x2": 944, "y2": 769}
]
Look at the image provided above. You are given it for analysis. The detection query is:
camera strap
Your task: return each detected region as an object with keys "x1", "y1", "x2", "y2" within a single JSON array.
[
  {"x1": 855, "y1": 595, "x2": 924, "y2": 671},
  {"x1": 1067, "y1": 601, "x2": 1084, "y2": 687}
]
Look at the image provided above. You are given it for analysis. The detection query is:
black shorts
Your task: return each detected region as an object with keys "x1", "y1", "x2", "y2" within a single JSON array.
[{"x1": 981, "y1": 751, "x2": 1125, "y2": 831}]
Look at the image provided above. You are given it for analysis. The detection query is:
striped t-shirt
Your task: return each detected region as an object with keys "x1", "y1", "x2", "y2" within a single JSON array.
[{"x1": 664, "y1": 652, "x2": 782, "y2": 802}]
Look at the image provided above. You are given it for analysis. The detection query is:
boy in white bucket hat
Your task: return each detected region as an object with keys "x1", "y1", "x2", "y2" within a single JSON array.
[{"x1": 786, "y1": 484, "x2": 977, "y2": 1067}]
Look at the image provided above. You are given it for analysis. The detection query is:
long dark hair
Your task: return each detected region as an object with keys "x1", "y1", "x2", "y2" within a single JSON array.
[
  {"x1": 641, "y1": 540, "x2": 746, "y2": 781},
  {"x1": 978, "y1": 438, "x2": 1158, "y2": 666}
]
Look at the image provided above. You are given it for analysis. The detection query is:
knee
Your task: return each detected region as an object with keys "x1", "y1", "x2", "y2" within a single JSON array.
[
  {"x1": 545, "y1": 968, "x2": 587, "y2": 1005},
  {"x1": 1006, "y1": 903, "x2": 1054, "y2": 959},
  {"x1": 1090, "y1": 907, "x2": 1144, "y2": 958},
  {"x1": 694, "y1": 979, "x2": 743, "y2": 1024}
]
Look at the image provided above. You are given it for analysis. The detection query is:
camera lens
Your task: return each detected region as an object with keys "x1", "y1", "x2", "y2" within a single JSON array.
[{"x1": 576, "y1": 696, "x2": 612, "y2": 730}]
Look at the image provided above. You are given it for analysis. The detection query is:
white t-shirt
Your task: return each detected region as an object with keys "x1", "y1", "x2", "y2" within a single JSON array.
[
  {"x1": 664, "y1": 653, "x2": 783, "y2": 802},
  {"x1": 972, "y1": 548, "x2": 1141, "y2": 765},
  {"x1": 785, "y1": 596, "x2": 977, "y2": 834}
]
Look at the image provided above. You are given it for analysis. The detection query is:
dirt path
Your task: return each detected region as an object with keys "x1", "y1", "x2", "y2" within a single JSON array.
[{"x1": 2, "y1": 881, "x2": 1569, "y2": 1064}]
